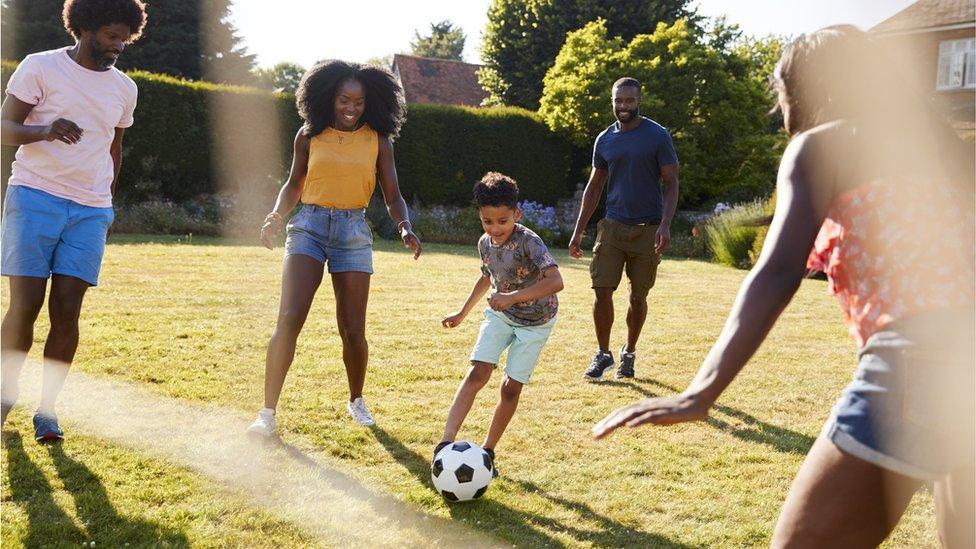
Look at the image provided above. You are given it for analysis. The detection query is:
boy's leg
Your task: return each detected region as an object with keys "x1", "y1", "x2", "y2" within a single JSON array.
[
  {"x1": 38, "y1": 274, "x2": 90, "y2": 415},
  {"x1": 1, "y1": 277, "x2": 48, "y2": 418},
  {"x1": 441, "y1": 361, "x2": 494, "y2": 443},
  {"x1": 483, "y1": 375, "x2": 523, "y2": 450}
]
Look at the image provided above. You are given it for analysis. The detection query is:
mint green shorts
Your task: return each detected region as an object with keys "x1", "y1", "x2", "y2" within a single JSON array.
[{"x1": 470, "y1": 309, "x2": 556, "y2": 384}]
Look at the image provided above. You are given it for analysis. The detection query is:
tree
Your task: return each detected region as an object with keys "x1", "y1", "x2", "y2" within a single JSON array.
[
  {"x1": 1, "y1": 0, "x2": 257, "y2": 85},
  {"x1": 364, "y1": 55, "x2": 393, "y2": 69},
  {"x1": 539, "y1": 18, "x2": 786, "y2": 207},
  {"x1": 410, "y1": 20, "x2": 465, "y2": 60},
  {"x1": 254, "y1": 62, "x2": 305, "y2": 94},
  {"x1": 478, "y1": 0, "x2": 696, "y2": 109}
]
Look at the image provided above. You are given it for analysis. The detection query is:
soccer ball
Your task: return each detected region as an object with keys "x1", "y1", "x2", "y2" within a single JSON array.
[{"x1": 430, "y1": 441, "x2": 493, "y2": 502}]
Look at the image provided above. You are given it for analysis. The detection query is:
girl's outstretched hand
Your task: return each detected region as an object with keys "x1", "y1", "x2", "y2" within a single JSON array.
[{"x1": 592, "y1": 392, "x2": 711, "y2": 439}]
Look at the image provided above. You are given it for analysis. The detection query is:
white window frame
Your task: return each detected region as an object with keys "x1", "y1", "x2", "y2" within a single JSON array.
[{"x1": 936, "y1": 38, "x2": 976, "y2": 91}]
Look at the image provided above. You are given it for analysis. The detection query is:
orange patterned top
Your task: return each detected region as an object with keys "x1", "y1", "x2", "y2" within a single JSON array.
[{"x1": 807, "y1": 176, "x2": 975, "y2": 347}]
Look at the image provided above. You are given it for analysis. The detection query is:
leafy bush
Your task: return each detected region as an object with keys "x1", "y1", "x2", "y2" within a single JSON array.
[
  {"x1": 411, "y1": 204, "x2": 484, "y2": 245},
  {"x1": 747, "y1": 193, "x2": 776, "y2": 266},
  {"x1": 703, "y1": 200, "x2": 767, "y2": 269}
]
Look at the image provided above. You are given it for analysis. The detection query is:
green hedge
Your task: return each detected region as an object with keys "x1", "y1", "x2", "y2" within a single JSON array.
[{"x1": 2, "y1": 60, "x2": 581, "y2": 207}]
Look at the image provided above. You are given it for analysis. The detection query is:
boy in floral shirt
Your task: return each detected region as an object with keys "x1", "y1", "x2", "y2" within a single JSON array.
[{"x1": 436, "y1": 172, "x2": 564, "y2": 476}]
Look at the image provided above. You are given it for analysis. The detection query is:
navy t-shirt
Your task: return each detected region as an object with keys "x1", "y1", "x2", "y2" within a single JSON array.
[{"x1": 592, "y1": 117, "x2": 678, "y2": 225}]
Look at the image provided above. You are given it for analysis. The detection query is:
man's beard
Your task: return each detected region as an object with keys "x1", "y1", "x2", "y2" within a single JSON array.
[
  {"x1": 614, "y1": 107, "x2": 639, "y2": 124},
  {"x1": 89, "y1": 43, "x2": 118, "y2": 68}
]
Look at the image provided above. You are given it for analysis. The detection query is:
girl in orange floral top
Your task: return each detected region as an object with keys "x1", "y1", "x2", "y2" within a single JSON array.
[{"x1": 594, "y1": 26, "x2": 974, "y2": 547}]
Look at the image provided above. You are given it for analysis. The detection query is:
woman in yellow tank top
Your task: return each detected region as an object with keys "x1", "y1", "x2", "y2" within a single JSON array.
[{"x1": 249, "y1": 60, "x2": 422, "y2": 433}]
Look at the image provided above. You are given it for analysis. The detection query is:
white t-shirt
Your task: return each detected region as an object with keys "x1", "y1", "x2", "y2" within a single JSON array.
[{"x1": 6, "y1": 47, "x2": 138, "y2": 207}]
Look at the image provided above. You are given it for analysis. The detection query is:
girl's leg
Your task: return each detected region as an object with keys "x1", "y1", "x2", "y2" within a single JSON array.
[
  {"x1": 441, "y1": 361, "x2": 494, "y2": 443},
  {"x1": 934, "y1": 464, "x2": 975, "y2": 548},
  {"x1": 263, "y1": 254, "x2": 324, "y2": 409},
  {"x1": 483, "y1": 375, "x2": 523, "y2": 450},
  {"x1": 772, "y1": 435, "x2": 922, "y2": 548},
  {"x1": 331, "y1": 271, "x2": 370, "y2": 401}
]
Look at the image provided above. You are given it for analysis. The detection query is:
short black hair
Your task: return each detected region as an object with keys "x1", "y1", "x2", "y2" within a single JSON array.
[
  {"x1": 62, "y1": 0, "x2": 148, "y2": 42},
  {"x1": 296, "y1": 59, "x2": 406, "y2": 139},
  {"x1": 473, "y1": 172, "x2": 519, "y2": 209},
  {"x1": 613, "y1": 77, "x2": 641, "y2": 94}
]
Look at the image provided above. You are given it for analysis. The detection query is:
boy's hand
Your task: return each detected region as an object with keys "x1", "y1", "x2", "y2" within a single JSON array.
[
  {"x1": 487, "y1": 291, "x2": 516, "y2": 311},
  {"x1": 441, "y1": 311, "x2": 466, "y2": 328}
]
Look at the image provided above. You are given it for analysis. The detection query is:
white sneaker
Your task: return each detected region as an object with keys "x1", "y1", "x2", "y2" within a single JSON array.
[
  {"x1": 346, "y1": 397, "x2": 375, "y2": 426},
  {"x1": 247, "y1": 408, "x2": 277, "y2": 438}
]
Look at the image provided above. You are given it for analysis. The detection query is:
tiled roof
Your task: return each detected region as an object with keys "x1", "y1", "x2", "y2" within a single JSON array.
[
  {"x1": 872, "y1": 0, "x2": 975, "y2": 32},
  {"x1": 392, "y1": 54, "x2": 488, "y2": 107}
]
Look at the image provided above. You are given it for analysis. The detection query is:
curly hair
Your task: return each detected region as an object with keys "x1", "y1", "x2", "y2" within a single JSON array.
[
  {"x1": 295, "y1": 59, "x2": 406, "y2": 139},
  {"x1": 772, "y1": 25, "x2": 910, "y2": 136},
  {"x1": 62, "y1": 0, "x2": 148, "y2": 42},
  {"x1": 473, "y1": 172, "x2": 519, "y2": 209}
]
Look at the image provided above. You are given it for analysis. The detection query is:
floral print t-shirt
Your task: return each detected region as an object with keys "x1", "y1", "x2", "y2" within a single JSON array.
[{"x1": 479, "y1": 224, "x2": 558, "y2": 326}]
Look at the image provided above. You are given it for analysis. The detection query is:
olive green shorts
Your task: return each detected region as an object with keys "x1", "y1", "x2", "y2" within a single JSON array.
[{"x1": 589, "y1": 218, "x2": 661, "y2": 298}]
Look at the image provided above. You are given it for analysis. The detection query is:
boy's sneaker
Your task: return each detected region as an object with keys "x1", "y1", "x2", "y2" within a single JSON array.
[
  {"x1": 247, "y1": 408, "x2": 277, "y2": 439},
  {"x1": 1, "y1": 401, "x2": 13, "y2": 427},
  {"x1": 617, "y1": 345, "x2": 636, "y2": 379},
  {"x1": 33, "y1": 412, "x2": 64, "y2": 443},
  {"x1": 485, "y1": 447, "x2": 499, "y2": 478},
  {"x1": 582, "y1": 351, "x2": 615, "y2": 381},
  {"x1": 433, "y1": 440, "x2": 452, "y2": 460},
  {"x1": 347, "y1": 397, "x2": 375, "y2": 426}
]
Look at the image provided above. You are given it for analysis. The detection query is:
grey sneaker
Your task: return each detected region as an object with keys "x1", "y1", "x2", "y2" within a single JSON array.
[
  {"x1": 617, "y1": 345, "x2": 636, "y2": 379},
  {"x1": 33, "y1": 412, "x2": 64, "y2": 443},
  {"x1": 347, "y1": 397, "x2": 375, "y2": 426},
  {"x1": 583, "y1": 351, "x2": 615, "y2": 381}
]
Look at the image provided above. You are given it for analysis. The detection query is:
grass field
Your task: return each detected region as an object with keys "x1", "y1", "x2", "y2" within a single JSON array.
[{"x1": 1, "y1": 235, "x2": 939, "y2": 547}]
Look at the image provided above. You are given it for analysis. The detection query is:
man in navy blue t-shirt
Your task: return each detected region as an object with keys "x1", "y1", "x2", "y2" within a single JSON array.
[{"x1": 569, "y1": 77, "x2": 680, "y2": 382}]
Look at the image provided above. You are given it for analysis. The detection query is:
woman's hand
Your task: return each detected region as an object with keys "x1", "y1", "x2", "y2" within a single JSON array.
[
  {"x1": 400, "y1": 223, "x2": 422, "y2": 260},
  {"x1": 260, "y1": 212, "x2": 284, "y2": 250},
  {"x1": 591, "y1": 392, "x2": 712, "y2": 439}
]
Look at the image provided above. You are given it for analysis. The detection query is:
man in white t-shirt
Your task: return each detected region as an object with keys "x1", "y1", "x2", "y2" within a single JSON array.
[{"x1": 0, "y1": 0, "x2": 147, "y2": 442}]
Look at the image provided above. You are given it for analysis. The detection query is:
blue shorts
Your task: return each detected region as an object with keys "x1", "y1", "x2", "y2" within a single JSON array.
[
  {"x1": 823, "y1": 309, "x2": 975, "y2": 480},
  {"x1": 284, "y1": 205, "x2": 373, "y2": 274},
  {"x1": 1, "y1": 185, "x2": 114, "y2": 286},
  {"x1": 470, "y1": 309, "x2": 556, "y2": 384}
]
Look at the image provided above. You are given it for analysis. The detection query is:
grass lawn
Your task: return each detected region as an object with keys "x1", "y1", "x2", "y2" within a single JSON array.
[{"x1": 1, "y1": 235, "x2": 939, "y2": 547}]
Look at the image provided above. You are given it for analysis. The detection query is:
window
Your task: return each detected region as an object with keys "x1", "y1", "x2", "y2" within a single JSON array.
[{"x1": 937, "y1": 38, "x2": 976, "y2": 90}]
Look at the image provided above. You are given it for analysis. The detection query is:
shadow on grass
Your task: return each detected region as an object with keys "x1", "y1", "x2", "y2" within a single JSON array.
[
  {"x1": 369, "y1": 426, "x2": 690, "y2": 548},
  {"x1": 3, "y1": 432, "x2": 188, "y2": 546},
  {"x1": 606, "y1": 378, "x2": 815, "y2": 455}
]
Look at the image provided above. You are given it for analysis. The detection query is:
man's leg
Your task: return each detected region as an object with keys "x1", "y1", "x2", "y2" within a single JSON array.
[
  {"x1": 1, "y1": 276, "x2": 48, "y2": 418},
  {"x1": 593, "y1": 288, "x2": 614, "y2": 352},
  {"x1": 38, "y1": 274, "x2": 90, "y2": 415},
  {"x1": 623, "y1": 249, "x2": 658, "y2": 353}
]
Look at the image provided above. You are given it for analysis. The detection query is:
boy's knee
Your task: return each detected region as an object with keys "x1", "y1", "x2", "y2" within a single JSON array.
[
  {"x1": 499, "y1": 376, "x2": 523, "y2": 400},
  {"x1": 466, "y1": 361, "x2": 494, "y2": 387}
]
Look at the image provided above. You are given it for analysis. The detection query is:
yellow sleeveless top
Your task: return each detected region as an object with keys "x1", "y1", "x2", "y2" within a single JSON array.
[{"x1": 301, "y1": 125, "x2": 379, "y2": 209}]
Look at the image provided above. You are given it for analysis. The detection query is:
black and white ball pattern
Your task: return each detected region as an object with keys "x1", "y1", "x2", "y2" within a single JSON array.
[{"x1": 430, "y1": 441, "x2": 494, "y2": 502}]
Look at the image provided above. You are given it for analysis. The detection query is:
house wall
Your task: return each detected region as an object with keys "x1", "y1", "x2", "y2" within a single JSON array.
[{"x1": 876, "y1": 26, "x2": 975, "y2": 104}]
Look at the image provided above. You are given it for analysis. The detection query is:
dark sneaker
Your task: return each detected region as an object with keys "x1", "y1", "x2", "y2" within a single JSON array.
[
  {"x1": 1, "y1": 401, "x2": 12, "y2": 427},
  {"x1": 433, "y1": 440, "x2": 452, "y2": 460},
  {"x1": 617, "y1": 345, "x2": 636, "y2": 379},
  {"x1": 583, "y1": 351, "x2": 615, "y2": 381},
  {"x1": 485, "y1": 447, "x2": 499, "y2": 478},
  {"x1": 33, "y1": 412, "x2": 64, "y2": 443}
]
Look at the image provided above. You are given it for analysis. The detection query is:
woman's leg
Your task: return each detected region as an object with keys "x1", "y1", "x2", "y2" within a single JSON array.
[
  {"x1": 934, "y1": 464, "x2": 975, "y2": 548},
  {"x1": 331, "y1": 271, "x2": 370, "y2": 401},
  {"x1": 772, "y1": 435, "x2": 922, "y2": 548},
  {"x1": 263, "y1": 254, "x2": 324, "y2": 409}
]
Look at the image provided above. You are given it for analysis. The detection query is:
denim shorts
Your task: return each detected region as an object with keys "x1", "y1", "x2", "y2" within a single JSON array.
[
  {"x1": 284, "y1": 204, "x2": 373, "y2": 273},
  {"x1": 823, "y1": 309, "x2": 975, "y2": 480},
  {"x1": 1, "y1": 184, "x2": 114, "y2": 286},
  {"x1": 470, "y1": 309, "x2": 557, "y2": 384}
]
